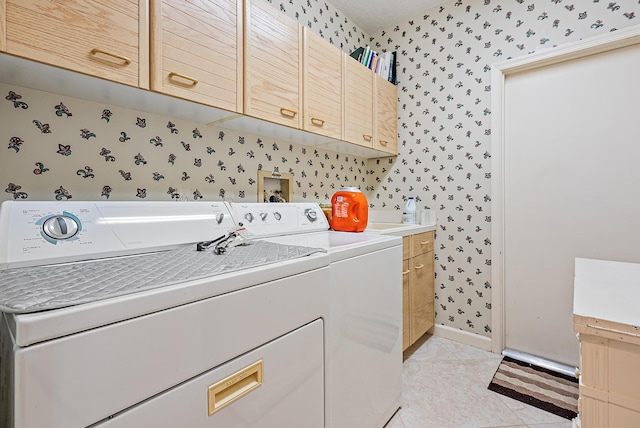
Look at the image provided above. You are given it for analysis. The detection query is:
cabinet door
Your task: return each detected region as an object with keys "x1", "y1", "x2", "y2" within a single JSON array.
[
  {"x1": 343, "y1": 56, "x2": 373, "y2": 147},
  {"x1": 151, "y1": 0, "x2": 242, "y2": 112},
  {"x1": 410, "y1": 251, "x2": 434, "y2": 344},
  {"x1": 302, "y1": 27, "x2": 342, "y2": 139},
  {"x1": 0, "y1": 0, "x2": 5, "y2": 52},
  {"x1": 244, "y1": 0, "x2": 301, "y2": 128},
  {"x1": 5, "y1": 0, "x2": 148, "y2": 88},
  {"x1": 375, "y1": 74, "x2": 398, "y2": 155},
  {"x1": 402, "y1": 259, "x2": 411, "y2": 351}
]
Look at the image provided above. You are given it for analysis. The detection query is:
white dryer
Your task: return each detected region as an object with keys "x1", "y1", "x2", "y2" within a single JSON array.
[
  {"x1": 0, "y1": 201, "x2": 330, "y2": 428},
  {"x1": 229, "y1": 202, "x2": 403, "y2": 428}
]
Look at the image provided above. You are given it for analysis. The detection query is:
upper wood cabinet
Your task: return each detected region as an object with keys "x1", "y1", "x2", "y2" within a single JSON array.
[
  {"x1": 0, "y1": 0, "x2": 6, "y2": 52},
  {"x1": 4, "y1": 0, "x2": 148, "y2": 89},
  {"x1": 150, "y1": 0, "x2": 242, "y2": 113},
  {"x1": 375, "y1": 75, "x2": 398, "y2": 155},
  {"x1": 0, "y1": 0, "x2": 397, "y2": 158},
  {"x1": 302, "y1": 27, "x2": 342, "y2": 140},
  {"x1": 343, "y1": 55, "x2": 374, "y2": 148},
  {"x1": 244, "y1": 0, "x2": 302, "y2": 128}
]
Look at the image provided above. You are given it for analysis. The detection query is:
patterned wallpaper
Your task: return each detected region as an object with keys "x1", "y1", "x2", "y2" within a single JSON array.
[
  {"x1": 0, "y1": 83, "x2": 370, "y2": 203},
  {"x1": 2, "y1": 0, "x2": 640, "y2": 338},
  {"x1": 0, "y1": 1, "x2": 372, "y2": 204},
  {"x1": 365, "y1": 0, "x2": 640, "y2": 336}
]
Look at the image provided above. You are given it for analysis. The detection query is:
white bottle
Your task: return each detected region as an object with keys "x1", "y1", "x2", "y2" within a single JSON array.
[{"x1": 403, "y1": 197, "x2": 416, "y2": 224}]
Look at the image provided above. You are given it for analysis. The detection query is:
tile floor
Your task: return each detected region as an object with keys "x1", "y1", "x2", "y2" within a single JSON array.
[{"x1": 385, "y1": 334, "x2": 574, "y2": 428}]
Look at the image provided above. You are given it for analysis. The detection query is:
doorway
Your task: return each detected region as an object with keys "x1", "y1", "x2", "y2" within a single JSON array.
[{"x1": 491, "y1": 27, "x2": 640, "y2": 368}]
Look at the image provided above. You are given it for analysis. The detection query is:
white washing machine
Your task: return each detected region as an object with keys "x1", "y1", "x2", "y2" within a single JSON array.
[
  {"x1": 229, "y1": 202, "x2": 403, "y2": 428},
  {"x1": 0, "y1": 201, "x2": 330, "y2": 428}
]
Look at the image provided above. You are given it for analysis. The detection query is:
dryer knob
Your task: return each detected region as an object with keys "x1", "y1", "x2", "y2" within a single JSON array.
[
  {"x1": 274, "y1": 212, "x2": 282, "y2": 221},
  {"x1": 305, "y1": 208, "x2": 318, "y2": 222},
  {"x1": 42, "y1": 215, "x2": 79, "y2": 240},
  {"x1": 216, "y1": 213, "x2": 225, "y2": 224},
  {"x1": 244, "y1": 213, "x2": 254, "y2": 223},
  {"x1": 260, "y1": 212, "x2": 268, "y2": 221}
]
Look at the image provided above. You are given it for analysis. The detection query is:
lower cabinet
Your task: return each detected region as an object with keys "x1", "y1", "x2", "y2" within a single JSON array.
[
  {"x1": 402, "y1": 231, "x2": 435, "y2": 351},
  {"x1": 576, "y1": 324, "x2": 640, "y2": 427}
]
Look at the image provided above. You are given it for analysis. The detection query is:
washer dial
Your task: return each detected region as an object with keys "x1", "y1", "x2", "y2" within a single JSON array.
[{"x1": 42, "y1": 215, "x2": 80, "y2": 240}]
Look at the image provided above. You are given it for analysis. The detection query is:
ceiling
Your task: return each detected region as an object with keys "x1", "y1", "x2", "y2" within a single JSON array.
[{"x1": 328, "y1": 0, "x2": 448, "y2": 34}]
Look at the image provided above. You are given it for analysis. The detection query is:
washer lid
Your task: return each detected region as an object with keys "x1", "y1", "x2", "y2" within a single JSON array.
[{"x1": 263, "y1": 231, "x2": 401, "y2": 262}]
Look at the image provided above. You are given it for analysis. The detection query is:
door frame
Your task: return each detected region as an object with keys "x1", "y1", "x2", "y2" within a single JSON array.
[{"x1": 489, "y1": 24, "x2": 640, "y2": 355}]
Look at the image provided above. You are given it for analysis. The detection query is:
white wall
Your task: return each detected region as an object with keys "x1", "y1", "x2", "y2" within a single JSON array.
[{"x1": 501, "y1": 39, "x2": 640, "y2": 366}]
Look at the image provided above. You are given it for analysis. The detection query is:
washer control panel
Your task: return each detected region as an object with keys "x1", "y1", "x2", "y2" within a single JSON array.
[{"x1": 229, "y1": 202, "x2": 328, "y2": 238}]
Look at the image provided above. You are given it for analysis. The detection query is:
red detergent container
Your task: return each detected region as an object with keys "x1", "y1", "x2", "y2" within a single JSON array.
[{"x1": 330, "y1": 187, "x2": 368, "y2": 232}]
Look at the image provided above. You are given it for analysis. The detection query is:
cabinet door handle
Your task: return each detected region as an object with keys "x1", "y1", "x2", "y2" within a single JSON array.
[
  {"x1": 414, "y1": 264, "x2": 425, "y2": 270},
  {"x1": 280, "y1": 108, "x2": 297, "y2": 118},
  {"x1": 420, "y1": 240, "x2": 430, "y2": 246},
  {"x1": 379, "y1": 140, "x2": 388, "y2": 146},
  {"x1": 311, "y1": 117, "x2": 325, "y2": 126},
  {"x1": 168, "y1": 72, "x2": 199, "y2": 87},
  {"x1": 363, "y1": 134, "x2": 372, "y2": 142},
  {"x1": 89, "y1": 48, "x2": 131, "y2": 66},
  {"x1": 402, "y1": 270, "x2": 410, "y2": 275}
]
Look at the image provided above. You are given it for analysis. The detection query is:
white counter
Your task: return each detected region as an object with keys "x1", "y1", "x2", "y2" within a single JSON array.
[
  {"x1": 573, "y1": 258, "x2": 640, "y2": 328},
  {"x1": 573, "y1": 258, "x2": 640, "y2": 428},
  {"x1": 365, "y1": 222, "x2": 436, "y2": 237}
]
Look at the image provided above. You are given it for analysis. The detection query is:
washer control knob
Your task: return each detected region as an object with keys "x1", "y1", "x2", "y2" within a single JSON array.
[
  {"x1": 244, "y1": 213, "x2": 254, "y2": 223},
  {"x1": 42, "y1": 215, "x2": 79, "y2": 240},
  {"x1": 216, "y1": 213, "x2": 225, "y2": 224},
  {"x1": 273, "y1": 212, "x2": 282, "y2": 221},
  {"x1": 304, "y1": 208, "x2": 318, "y2": 222},
  {"x1": 259, "y1": 212, "x2": 268, "y2": 221}
]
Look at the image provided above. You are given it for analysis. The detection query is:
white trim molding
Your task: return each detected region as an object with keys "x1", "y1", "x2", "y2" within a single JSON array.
[
  {"x1": 430, "y1": 325, "x2": 492, "y2": 352},
  {"x1": 490, "y1": 24, "x2": 640, "y2": 356}
]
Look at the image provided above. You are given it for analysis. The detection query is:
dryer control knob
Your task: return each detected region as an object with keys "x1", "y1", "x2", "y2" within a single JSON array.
[
  {"x1": 304, "y1": 208, "x2": 318, "y2": 222},
  {"x1": 42, "y1": 215, "x2": 79, "y2": 240}
]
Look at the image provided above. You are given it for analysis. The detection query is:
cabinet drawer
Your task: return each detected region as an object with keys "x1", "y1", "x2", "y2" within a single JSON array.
[{"x1": 410, "y1": 231, "x2": 434, "y2": 257}]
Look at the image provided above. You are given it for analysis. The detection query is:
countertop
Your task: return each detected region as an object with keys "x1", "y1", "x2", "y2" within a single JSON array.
[
  {"x1": 573, "y1": 258, "x2": 640, "y2": 328},
  {"x1": 365, "y1": 222, "x2": 436, "y2": 237},
  {"x1": 364, "y1": 208, "x2": 436, "y2": 237}
]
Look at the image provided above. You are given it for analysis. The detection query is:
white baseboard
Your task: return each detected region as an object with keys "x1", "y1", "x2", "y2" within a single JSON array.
[{"x1": 430, "y1": 324, "x2": 494, "y2": 352}]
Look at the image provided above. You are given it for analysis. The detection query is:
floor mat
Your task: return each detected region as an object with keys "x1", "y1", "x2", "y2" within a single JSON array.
[{"x1": 488, "y1": 356, "x2": 578, "y2": 420}]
